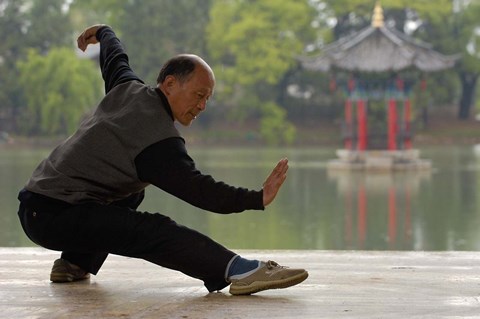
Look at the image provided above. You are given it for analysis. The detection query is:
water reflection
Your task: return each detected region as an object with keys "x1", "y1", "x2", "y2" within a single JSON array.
[
  {"x1": 2, "y1": 146, "x2": 480, "y2": 251},
  {"x1": 327, "y1": 170, "x2": 431, "y2": 250}
]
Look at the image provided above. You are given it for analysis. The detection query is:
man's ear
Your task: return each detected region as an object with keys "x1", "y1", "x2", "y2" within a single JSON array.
[{"x1": 162, "y1": 75, "x2": 177, "y2": 95}]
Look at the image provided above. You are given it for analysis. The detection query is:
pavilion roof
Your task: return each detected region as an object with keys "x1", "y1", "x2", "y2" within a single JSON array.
[{"x1": 299, "y1": 4, "x2": 460, "y2": 73}]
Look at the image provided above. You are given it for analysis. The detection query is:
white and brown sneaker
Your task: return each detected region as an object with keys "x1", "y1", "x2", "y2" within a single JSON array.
[
  {"x1": 50, "y1": 258, "x2": 90, "y2": 283},
  {"x1": 229, "y1": 260, "x2": 308, "y2": 295}
]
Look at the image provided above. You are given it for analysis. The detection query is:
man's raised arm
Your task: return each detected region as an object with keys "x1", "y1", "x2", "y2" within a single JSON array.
[{"x1": 77, "y1": 24, "x2": 142, "y2": 93}]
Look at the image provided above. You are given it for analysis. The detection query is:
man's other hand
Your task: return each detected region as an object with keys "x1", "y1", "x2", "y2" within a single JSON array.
[{"x1": 262, "y1": 158, "x2": 288, "y2": 207}]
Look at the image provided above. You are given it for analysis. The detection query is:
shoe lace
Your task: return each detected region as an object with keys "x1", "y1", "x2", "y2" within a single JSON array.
[{"x1": 266, "y1": 260, "x2": 287, "y2": 270}]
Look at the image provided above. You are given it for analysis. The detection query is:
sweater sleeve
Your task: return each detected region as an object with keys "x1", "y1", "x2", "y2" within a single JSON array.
[
  {"x1": 96, "y1": 26, "x2": 143, "y2": 94},
  {"x1": 134, "y1": 137, "x2": 264, "y2": 214}
]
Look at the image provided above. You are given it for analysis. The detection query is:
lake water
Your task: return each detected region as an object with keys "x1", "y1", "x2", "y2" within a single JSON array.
[{"x1": 1, "y1": 145, "x2": 480, "y2": 251}]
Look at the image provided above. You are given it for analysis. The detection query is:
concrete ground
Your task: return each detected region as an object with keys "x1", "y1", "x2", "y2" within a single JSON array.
[{"x1": 1, "y1": 248, "x2": 480, "y2": 319}]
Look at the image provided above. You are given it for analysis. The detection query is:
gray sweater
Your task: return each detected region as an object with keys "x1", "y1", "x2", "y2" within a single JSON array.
[{"x1": 26, "y1": 81, "x2": 179, "y2": 204}]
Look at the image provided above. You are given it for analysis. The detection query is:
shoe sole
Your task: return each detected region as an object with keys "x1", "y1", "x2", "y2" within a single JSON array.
[
  {"x1": 50, "y1": 273, "x2": 90, "y2": 283},
  {"x1": 229, "y1": 270, "x2": 308, "y2": 295}
]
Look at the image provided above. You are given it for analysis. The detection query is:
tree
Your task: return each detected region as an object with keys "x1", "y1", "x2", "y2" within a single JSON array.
[
  {"x1": 449, "y1": 1, "x2": 480, "y2": 119},
  {"x1": 0, "y1": 0, "x2": 29, "y2": 132},
  {"x1": 17, "y1": 48, "x2": 102, "y2": 135},
  {"x1": 69, "y1": 0, "x2": 122, "y2": 28},
  {"x1": 24, "y1": 0, "x2": 73, "y2": 54},
  {"x1": 206, "y1": 0, "x2": 316, "y2": 144},
  {"x1": 0, "y1": 0, "x2": 74, "y2": 133},
  {"x1": 260, "y1": 102, "x2": 296, "y2": 145},
  {"x1": 71, "y1": 0, "x2": 212, "y2": 85},
  {"x1": 323, "y1": 0, "x2": 452, "y2": 36},
  {"x1": 119, "y1": 0, "x2": 212, "y2": 84}
]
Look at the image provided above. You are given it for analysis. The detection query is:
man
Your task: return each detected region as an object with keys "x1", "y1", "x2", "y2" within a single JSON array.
[{"x1": 17, "y1": 24, "x2": 308, "y2": 295}]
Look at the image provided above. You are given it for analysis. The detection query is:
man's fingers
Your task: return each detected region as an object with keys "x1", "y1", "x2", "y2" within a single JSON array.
[
  {"x1": 77, "y1": 33, "x2": 95, "y2": 51},
  {"x1": 274, "y1": 158, "x2": 288, "y2": 177},
  {"x1": 77, "y1": 33, "x2": 89, "y2": 51},
  {"x1": 77, "y1": 24, "x2": 106, "y2": 51},
  {"x1": 264, "y1": 158, "x2": 288, "y2": 185},
  {"x1": 77, "y1": 38, "x2": 85, "y2": 51},
  {"x1": 262, "y1": 158, "x2": 289, "y2": 206}
]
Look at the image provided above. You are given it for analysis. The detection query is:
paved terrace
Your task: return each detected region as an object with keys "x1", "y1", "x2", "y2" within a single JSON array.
[{"x1": 1, "y1": 248, "x2": 480, "y2": 318}]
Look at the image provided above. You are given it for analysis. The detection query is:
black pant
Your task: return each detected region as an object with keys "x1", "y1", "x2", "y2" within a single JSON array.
[{"x1": 17, "y1": 189, "x2": 235, "y2": 292}]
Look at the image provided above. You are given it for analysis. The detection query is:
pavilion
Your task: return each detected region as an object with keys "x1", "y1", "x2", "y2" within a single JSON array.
[{"x1": 299, "y1": 3, "x2": 459, "y2": 171}]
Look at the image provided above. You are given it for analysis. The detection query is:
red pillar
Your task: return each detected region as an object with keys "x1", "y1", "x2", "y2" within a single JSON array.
[
  {"x1": 404, "y1": 99, "x2": 412, "y2": 149},
  {"x1": 388, "y1": 187, "x2": 397, "y2": 249},
  {"x1": 344, "y1": 99, "x2": 353, "y2": 150},
  {"x1": 344, "y1": 187, "x2": 353, "y2": 247},
  {"x1": 357, "y1": 99, "x2": 367, "y2": 151},
  {"x1": 329, "y1": 75, "x2": 337, "y2": 92},
  {"x1": 357, "y1": 185, "x2": 367, "y2": 249},
  {"x1": 388, "y1": 99, "x2": 397, "y2": 151},
  {"x1": 420, "y1": 78, "x2": 427, "y2": 91},
  {"x1": 404, "y1": 186, "x2": 412, "y2": 244}
]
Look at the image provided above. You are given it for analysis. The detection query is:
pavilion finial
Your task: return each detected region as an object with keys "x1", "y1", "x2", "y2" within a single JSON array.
[{"x1": 372, "y1": 2, "x2": 384, "y2": 28}]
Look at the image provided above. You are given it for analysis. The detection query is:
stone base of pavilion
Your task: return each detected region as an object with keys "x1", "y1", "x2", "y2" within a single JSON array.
[{"x1": 328, "y1": 149, "x2": 431, "y2": 172}]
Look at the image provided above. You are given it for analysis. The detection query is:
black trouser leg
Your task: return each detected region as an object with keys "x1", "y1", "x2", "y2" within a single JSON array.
[{"x1": 18, "y1": 201, "x2": 235, "y2": 292}]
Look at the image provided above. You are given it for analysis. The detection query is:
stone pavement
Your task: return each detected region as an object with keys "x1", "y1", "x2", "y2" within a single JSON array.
[{"x1": 1, "y1": 248, "x2": 480, "y2": 318}]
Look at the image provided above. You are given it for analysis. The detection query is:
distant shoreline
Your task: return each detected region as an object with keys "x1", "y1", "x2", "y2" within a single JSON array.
[{"x1": 2, "y1": 114, "x2": 480, "y2": 149}]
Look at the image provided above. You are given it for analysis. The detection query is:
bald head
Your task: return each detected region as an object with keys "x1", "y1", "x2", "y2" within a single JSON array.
[{"x1": 157, "y1": 54, "x2": 214, "y2": 85}]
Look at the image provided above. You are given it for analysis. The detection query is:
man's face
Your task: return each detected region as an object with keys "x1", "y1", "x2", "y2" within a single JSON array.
[{"x1": 163, "y1": 65, "x2": 215, "y2": 126}]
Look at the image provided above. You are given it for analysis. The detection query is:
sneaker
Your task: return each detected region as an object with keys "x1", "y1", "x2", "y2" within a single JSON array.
[
  {"x1": 50, "y1": 258, "x2": 90, "y2": 283},
  {"x1": 229, "y1": 260, "x2": 308, "y2": 295}
]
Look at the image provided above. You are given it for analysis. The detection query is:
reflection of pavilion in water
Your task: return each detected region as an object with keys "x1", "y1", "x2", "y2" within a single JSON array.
[{"x1": 328, "y1": 170, "x2": 431, "y2": 249}]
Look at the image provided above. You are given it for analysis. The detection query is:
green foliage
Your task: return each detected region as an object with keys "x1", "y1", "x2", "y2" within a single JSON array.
[
  {"x1": 412, "y1": 0, "x2": 480, "y2": 118},
  {"x1": 206, "y1": 0, "x2": 315, "y2": 144},
  {"x1": 3, "y1": 0, "x2": 480, "y2": 138},
  {"x1": 72, "y1": 0, "x2": 213, "y2": 84},
  {"x1": 69, "y1": 0, "x2": 122, "y2": 36},
  {"x1": 117, "y1": 0, "x2": 212, "y2": 84},
  {"x1": 0, "y1": 0, "x2": 75, "y2": 132},
  {"x1": 207, "y1": 0, "x2": 314, "y2": 88},
  {"x1": 0, "y1": 0, "x2": 30, "y2": 130},
  {"x1": 325, "y1": 0, "x2": 452, "y2": 23},
  {"x1": 17, "y1": 48, "x2": 102, "y2": 135},
  {"x1": 453, "y1": 1, "x2": 480, "y2": 72},
  {"x1": 260, "y1": 102, "x2": 296, "y2": 146},
  {"x1": 24, "y1": 0, "x2": 73, "y2": 54}
]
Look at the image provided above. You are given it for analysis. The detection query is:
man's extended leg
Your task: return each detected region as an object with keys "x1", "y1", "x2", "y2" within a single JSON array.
[
  {"x1": 19, "y1": 199, "x2": 307, "y2": 293},
  {"x1": 20, "y1": 201, "x2": 235, "y2": 291}
]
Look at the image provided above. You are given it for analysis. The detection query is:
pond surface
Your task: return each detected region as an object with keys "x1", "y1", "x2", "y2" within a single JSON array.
[{"x1": 2, "y1": 145, "x2": 480, "y2": 251}]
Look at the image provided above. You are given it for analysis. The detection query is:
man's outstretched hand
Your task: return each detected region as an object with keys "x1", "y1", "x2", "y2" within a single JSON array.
[
  {"x1": 77, "y1": 24, "x2": 108, "y2": 52},
  {"x1": 263, "y1": 158, "x2": 289, "y2": 207}
]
